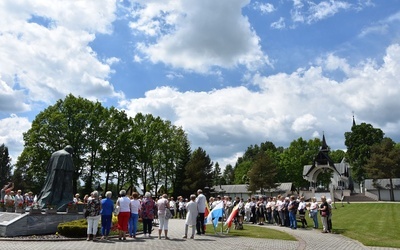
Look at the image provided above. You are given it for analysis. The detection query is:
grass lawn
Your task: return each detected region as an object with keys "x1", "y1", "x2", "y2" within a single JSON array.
[
  {"x1": 206, "y1": 202, "x2": 400, "y2": 248},
  {"x1": 324, "y1": 202, "x2": 400, "y2": 248},
  {"x1": 206, "y1": 223, "x2": 296, "y2": 241}
]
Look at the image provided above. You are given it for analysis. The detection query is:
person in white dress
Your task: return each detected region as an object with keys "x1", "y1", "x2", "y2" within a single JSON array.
[{"x1": 183, "y1": 194, "x2": 198, "y2": 239}]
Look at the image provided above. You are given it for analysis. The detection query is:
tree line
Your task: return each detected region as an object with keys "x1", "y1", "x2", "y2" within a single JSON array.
[{"x1": 1, "y1": 95, "x2": 399, "y2": 200}]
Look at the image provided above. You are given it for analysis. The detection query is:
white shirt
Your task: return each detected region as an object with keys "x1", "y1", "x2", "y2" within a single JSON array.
[
  {"x1": 157, "y1": 197, "x2": 168, "y2": 216},
  {"x1": 118, "y1": 196, "x2": 131, "y2": 212},
  {"x1": 196, "y1": 193, "x2": 206, "y2": 213},
  {"x1": 169, "y1": 200, "x2": 176, "y2": 210},
  {"x1": 130, "y1": 199, "x2": 141, "y2": 214},
  {"x1": 298, "y1": 201, "x2": 306, "y2": 211}
]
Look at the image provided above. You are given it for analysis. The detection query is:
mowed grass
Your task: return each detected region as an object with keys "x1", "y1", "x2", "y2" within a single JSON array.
[
  {"x1": 206, "y1": 223, "x2": 296, "y2": 241},
  {"x1": 325, "y1": 202, "x2": 400, "y2": 248},
  {"x1": 206, "y1": 203, "x2": 400, "y2": 248}
]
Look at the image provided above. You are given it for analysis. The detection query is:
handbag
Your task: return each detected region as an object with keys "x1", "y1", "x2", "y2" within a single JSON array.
[
  {"x1": 84, "y1": 209, "x2": 90, "y2": 218},
  {"x1": 321, "y1": 211, "x2": 327, "y2": 217},
  {"x1": 165, "y1": 208, "x2": 172, "y2": 220}
]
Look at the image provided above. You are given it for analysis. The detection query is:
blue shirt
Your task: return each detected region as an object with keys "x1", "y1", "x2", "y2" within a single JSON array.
[{"x1": 101, "y1": 198, "x2": 114, "y2": 215}]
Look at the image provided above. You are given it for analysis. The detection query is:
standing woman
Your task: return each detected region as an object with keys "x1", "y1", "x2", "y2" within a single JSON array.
[
  {"x1": 128, "y1": 192, "x2": 141, "y2": 238},
  {"x1": 309, "y1": 197, "x2": 319, "y2": 229},
  {"x1": 141, "y1": 192, "x2": 156, "y2": 238},
  {"x1": 86, "y1": 190, "x2": 101, "y2": 241},
  {"x1": 157, "y1": 194, "x2": 170, "y2": 239},
  {"x1": 116, "y1": 190, "x2": 131, "y2": 240},
  {"x1": 183, "y1": 194, "x2": 198, "y2": 239},
  {"x1": 100, "y1": 191, "x2": 114, "y2": 240},
  {"x1": 319, "y1": 195, "x2": 330, "y2": 233}
]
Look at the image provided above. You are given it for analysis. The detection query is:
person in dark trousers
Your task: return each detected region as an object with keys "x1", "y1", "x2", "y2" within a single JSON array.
[{"x1": 195, "y1": 189, "x2": 206, "y2": 235}]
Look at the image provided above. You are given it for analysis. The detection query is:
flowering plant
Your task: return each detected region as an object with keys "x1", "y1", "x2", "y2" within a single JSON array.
[
  {"x1": 17, "y1": 201, "x2": 25, "y2": 209},
  {"x1": 5, "y1": 200, "x2": 14, "y2": 208}
]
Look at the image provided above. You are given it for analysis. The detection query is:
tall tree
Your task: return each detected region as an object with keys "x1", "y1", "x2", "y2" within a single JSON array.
[
  {"x1": 329, "y1": 149, "x2": 346, "y2": 163},
  {"x1": 345, "y1": 122, "x2": 384, "y2": 183},
  {"x1": 365, "y1": 137, "x2": 400, "y2": 201},
  {"x1": 247, "y1": 151, "x2": 278, "y2": 194},
  {"x1": 131, "y1": 113, "x2": 160, "y2": 194},
  {"x1": 173, "y1": 135, "x2": 191, "y2": 198},
  {"x1": 212, "y1": 162, "x2": 222, "y2": 186},
  {"x1": 0, "y1": 144, "x2": 12, "y2": 186},
  {"x1": 233, "y1": 160, "x2": 252, "y2": 184},
  {"x1": 17, "y1": 94, "x2": 98, "y2": 194},
  {"x1": 279, "y1": 137, "x2": 320, "y2": 192},
  {"x1": 222, "y1": 164, "x2": 235, "y2": 185},
  {"x1": 183, "y1": 147, "x2": 213, "y2": 197}
]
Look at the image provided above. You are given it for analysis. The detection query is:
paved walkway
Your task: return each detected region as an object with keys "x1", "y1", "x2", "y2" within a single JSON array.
[{"x1": 0, "y1": 219, "x2": 398, "y2": 250}]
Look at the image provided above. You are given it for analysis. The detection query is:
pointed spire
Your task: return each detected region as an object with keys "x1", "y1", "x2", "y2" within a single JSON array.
[
  {"x1": 352, "y1": 112, "x2": 356, "y2": 127},
  {"x1": 321, "y1": 132, "x2": 329, "y2": 152}
]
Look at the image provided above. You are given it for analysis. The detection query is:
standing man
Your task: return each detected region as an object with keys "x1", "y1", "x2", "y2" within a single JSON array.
[{"x1": 195, "y1": 189, "x2": 206, "y2": 235}]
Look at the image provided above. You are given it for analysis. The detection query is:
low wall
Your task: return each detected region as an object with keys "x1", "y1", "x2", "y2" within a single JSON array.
[
  {"x1": 367, "y1": 189, "x2": 400, "y2": 201},
  {"x1": 0, "y1": 211, "x2": 83, "y2": 237}
]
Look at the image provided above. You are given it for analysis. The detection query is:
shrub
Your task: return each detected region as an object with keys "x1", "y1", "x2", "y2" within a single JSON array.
[
  {"x1": 57, "y1": 219, "x2": 98, "y2": 238},
  {"x1": 58, "y1": 216, "x2": 143, "y2": 237}
]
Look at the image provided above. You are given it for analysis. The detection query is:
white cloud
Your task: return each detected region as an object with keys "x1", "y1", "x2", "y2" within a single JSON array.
[
  {"x1": 359, "y1": 10, "x2": 400, "y2": 37},
  {"x1": 129, "y1": 0, "x2": 271, "y2": 73},
  {"x1": 292, "y1": 114, "x2": 318, "y2": 132},
  {"x1": 0, "y1": 114, "x2": 31, "y2": 163},
  {"x1": 290, "y1": 0, "x2": 355, "y2": 25},
  {"x1": 0, "y1": 76, "x2": 30, "y2": 113},
  {"x1": 307, "y1": 1, "x2": 351, "y2": 23},
  {"x1": 254, "y1": 2, "x2": 276, "y2": 14},
  {"x1": 0, "y1": 0, "x2": 122, "y2": 114},
  {"x1": 271, "y1": 17, "x2": 286, "y2": 29},
  {"x1": 122, "y1": 43, "x2": 400, "y2": 167}
]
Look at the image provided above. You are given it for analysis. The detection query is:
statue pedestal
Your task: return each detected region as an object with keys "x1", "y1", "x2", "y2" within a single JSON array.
[
  {"x1": 46, "y1": 208, "x2": 57, "y2": 214},
  {"x1": 67, "y1": 205, "x2": 78, "y2": 214},
  {"x1": 6, "y1": 207, "x2": 15, "y2": 213},
  {"x1": 15, "y1": 208, "x2": 25, "y2": 213},
  {"x1": 29, "y1": 208, "x2": 42, "y2": 214}
]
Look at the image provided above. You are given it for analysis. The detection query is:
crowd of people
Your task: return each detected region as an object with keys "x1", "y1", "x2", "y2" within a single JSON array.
[
  {"x1": 81, "y1": 188, "x2": 209, "y2": 241},
  {"x1": 2, "y1": 181, "x2": 333, "y2": 240},
  {"x1": 1, "y1": 182, "x2": 35, "y2": 209},
  {"x1": 238, "y1": 194, "x2": 333, "y2": 233}
]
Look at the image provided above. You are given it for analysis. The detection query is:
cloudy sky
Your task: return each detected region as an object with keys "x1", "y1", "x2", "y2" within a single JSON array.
[{"x1": 1, "y1": 0, "x2": 400, "y2": 168}]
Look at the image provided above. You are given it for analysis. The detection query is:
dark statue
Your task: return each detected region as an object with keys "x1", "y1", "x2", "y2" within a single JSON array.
[{"x1": 37, "y1": 145, "x2": 74, "y2": 210}]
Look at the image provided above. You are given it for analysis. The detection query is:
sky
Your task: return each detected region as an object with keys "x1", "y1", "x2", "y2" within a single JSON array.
[{"x1": 1, "y1": 0, "x2": 400, "y2": 169}]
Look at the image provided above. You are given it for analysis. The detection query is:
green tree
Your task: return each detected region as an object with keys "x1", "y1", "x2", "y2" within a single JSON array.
[
  {"x1": 80, "y1": 102, "x2": 108, "y2": 195},
  {"x1": 247, "y1": 151, "x2": 278, "y2": 194},
  {"x1": 222, "y1": 164, "x2": 235, "y2": 185},
  {"x1": 0, "y1": 144, "x2": 12, "y2": 186},
  {"x1": 183, "y1": 147, "x2": 213, "y2": 197},
  {"x1": 234, "y1": 141, "x2": 278, "y2": 185},
  {"x1": 162, "y1": 124, "x2": 188, "y2": 197},
  {"x1": 173, "y1": 136, "x2": 191, "y2": 197},
  {"x1": 131, "y1": 113, "x2": 160, "y2": 194},
  {"x1": 330, "y1": 149, "x2": 346, "y2": 163},
  {"x1": 279, "y1": 137, "x2": 320, "y2": 192},
  {"x1": 345, "y1": 122, "x2": 384, "y2": 183},
  {"x1": 17, "y1": 94, "x2": 99, "y2": 194},
  {"x1": 365, "y1": 138, "x2": 400, "y2": 201},
  {"x1": 212, "y1": 162, "x2": 222, "y2": 186},
  {"x1": 233, "y1": 160, "x2": 252, "y2": 184}
]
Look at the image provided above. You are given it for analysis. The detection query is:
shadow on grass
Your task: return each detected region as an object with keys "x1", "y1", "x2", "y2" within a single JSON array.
[{"x1": 332, "y1": 228, "x2": 347, "y2": 234}]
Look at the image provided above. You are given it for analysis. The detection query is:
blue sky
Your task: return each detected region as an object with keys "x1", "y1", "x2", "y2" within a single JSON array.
[{"x1": 1, "y1": 0, "x2": 400, "y2": 169}]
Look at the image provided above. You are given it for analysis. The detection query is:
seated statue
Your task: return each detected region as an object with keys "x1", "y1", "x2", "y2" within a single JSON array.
[{"x1": 37, "y1": 145, "x2": 74, "y2": 210}]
